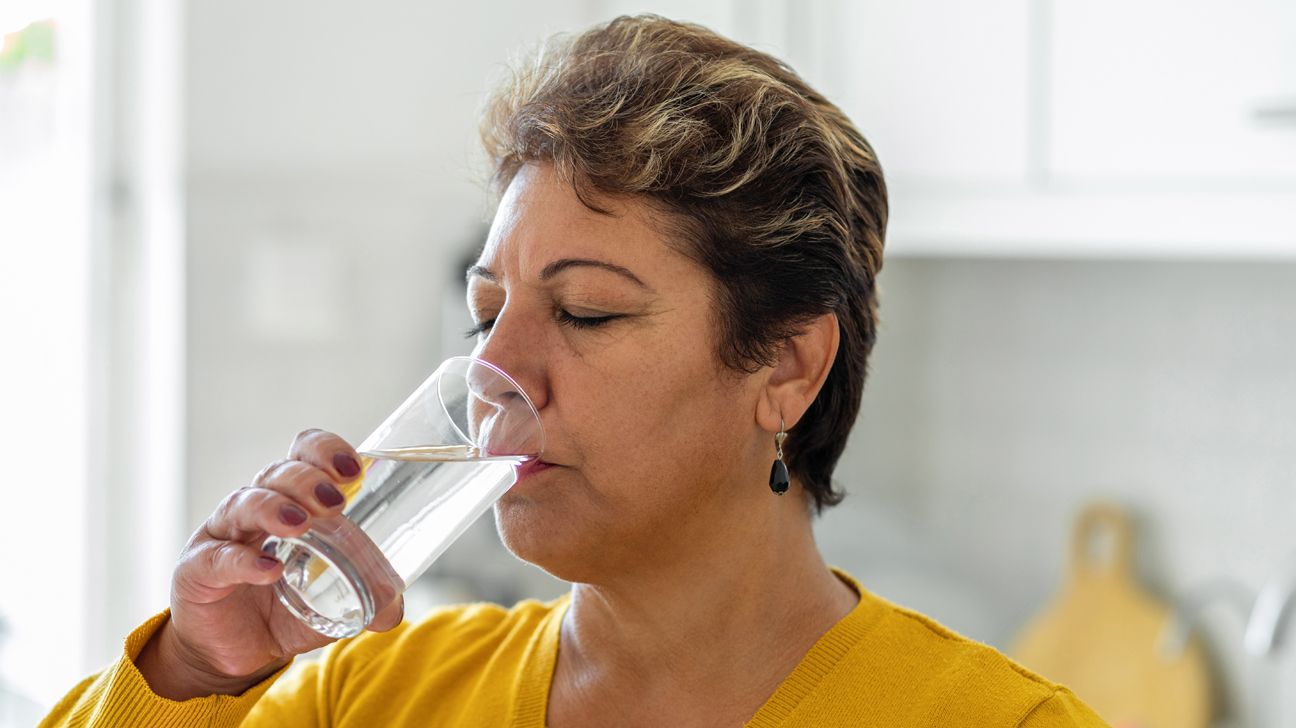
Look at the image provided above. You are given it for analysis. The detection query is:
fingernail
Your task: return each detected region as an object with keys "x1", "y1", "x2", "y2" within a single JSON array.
[
  {"x1": 256, "y1": 556, "x2": 280, "y2": 571},
  {"x1": 333, "y1": 453, "x2": 361, "y2": 479},
  {"x1": 279, "y1": 504, "x2": 308, "y2": 526},
  {"x1": 315, "y1": 482, "x2": 344, "y2": 508}
]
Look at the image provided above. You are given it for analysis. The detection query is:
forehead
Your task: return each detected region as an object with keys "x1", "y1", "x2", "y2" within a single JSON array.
[{"x1": 474, "y1": 164, "x2": 690, "y2": 278}]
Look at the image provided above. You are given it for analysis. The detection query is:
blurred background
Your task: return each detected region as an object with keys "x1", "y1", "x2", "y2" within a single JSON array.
[{"x1": 2, "y1": 0, "x2": 1295, "y2": 725}]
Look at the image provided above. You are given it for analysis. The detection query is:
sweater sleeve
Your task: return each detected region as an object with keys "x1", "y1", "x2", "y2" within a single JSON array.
[
  {"x1": 1017, "y1": 689, "x2": 1111, "y2": 727},
  {"x1": 37, "y1": 610, "x2": 298, "y2": 728}
]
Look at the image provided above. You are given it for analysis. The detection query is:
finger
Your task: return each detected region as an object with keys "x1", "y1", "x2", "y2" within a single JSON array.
[
  {"x1": 368, "y1": 595, "x2": 405, "y2": 633},
  {"x1": 253, "y1": 459, "x2": 350, "y2": 516},
  {"x1": 203, "y1": 486, "x2": 315, "y2": 543},
  {"x1": 175, "y1": 541, "x2": 283, "y2": 603},
  {"x1": 288, "y1": 429, "x2": 365, "y2": 485}
]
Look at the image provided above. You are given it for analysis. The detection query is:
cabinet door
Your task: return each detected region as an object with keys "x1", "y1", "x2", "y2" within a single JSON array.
[
  {"x1": 1050, "y1": 0, "x2": 1296, "y2": 182},
  {"x1": 833, "y1": 0, "x2": 1032, "y2": 186}
]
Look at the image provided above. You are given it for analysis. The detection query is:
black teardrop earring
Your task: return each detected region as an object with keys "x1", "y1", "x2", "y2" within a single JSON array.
[{"x1": 769, "y1": 417, "x2": 790, "y2": 495}]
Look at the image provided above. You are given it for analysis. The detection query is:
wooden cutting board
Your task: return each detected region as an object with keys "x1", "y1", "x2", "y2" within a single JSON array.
[{"x1": 1010, "y1": 503, "x2": 1211, "y2": 728}]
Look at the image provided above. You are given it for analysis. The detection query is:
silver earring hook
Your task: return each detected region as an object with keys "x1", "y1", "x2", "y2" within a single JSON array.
[{"x1": 775, "y1": 416, "x2": 787, "y2": 460}]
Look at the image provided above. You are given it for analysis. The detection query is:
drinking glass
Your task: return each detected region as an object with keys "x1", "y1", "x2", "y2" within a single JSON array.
[{"x1": 262, "y1": 356, "x2": 544, "y2": 638}]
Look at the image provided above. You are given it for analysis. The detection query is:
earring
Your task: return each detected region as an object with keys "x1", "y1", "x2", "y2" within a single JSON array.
[{"x1": 769, "y1": 418, "x2": 790, "y2": 495}]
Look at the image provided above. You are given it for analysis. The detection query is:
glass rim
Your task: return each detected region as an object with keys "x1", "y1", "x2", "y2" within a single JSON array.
[{"x1": 439, "y1": 355, "x2": 545, "y2": 459}]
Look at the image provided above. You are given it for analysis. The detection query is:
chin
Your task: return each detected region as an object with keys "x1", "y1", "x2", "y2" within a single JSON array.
[{"x1": 493, "y1": 493, "x2": 610, "y2": 584}]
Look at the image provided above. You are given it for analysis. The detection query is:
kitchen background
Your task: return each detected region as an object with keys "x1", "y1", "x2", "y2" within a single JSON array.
[{"x1": 2, "y1": 0, "x2": 1294, "y2": 726}]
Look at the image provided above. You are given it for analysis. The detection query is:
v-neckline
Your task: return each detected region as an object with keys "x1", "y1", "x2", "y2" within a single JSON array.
[{"x1": 510, "y1": 568, "x2": 879, "y2": 728}]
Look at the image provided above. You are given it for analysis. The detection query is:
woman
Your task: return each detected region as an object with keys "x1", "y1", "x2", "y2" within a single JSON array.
[{"x1": 43, "y1": 15, "x2": 1106, "y2": 727}]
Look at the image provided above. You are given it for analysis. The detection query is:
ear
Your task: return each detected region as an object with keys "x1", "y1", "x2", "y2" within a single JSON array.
[{"x1": 756, "y1": 312, "x2": 840, "y2": 434}]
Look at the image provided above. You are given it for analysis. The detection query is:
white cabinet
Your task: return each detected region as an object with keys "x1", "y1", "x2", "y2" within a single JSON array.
[
  {"x1": 594, "y1": 0, "x2": 1296, "y2": 257},
  {"x1": 832, "y1": 0, "x2": 1032, "y2": 187},
  {"x1": 868, "y1": 0, "x2": 1296, "y2": 257},
  {"x1": 1050, "y1": 0, "x2": 1296, "y2": 183}
]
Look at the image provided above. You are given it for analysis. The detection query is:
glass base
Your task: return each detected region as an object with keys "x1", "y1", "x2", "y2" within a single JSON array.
[{"x1": 265, "y1": 528, "x2": 374, "y2": 639}]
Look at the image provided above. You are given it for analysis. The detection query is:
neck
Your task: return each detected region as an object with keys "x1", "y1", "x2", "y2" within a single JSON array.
[{"x1": 558, "y1": 488, "x2": 858, "y2": 696}]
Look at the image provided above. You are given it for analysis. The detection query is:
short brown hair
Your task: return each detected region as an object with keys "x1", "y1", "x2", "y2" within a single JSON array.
[{"x1": 480, "y1": 15, "x2": 887, "y2": 512}]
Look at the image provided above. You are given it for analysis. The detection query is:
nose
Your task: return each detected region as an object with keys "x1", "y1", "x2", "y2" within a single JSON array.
[
  {"x1": 470, "y1": 304, "x2": 550, "y2": 414},
  {"x1": 463, "y1": 368, "x2": 545, "y2": 458}
]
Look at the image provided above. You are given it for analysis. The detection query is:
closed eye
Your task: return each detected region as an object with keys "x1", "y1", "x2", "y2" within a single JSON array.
[
  {"x1": 464, "y1": 310, "x2": 623, "y2": 339},
  {"x1": 557, "y1": 310, "x2": 622, "y2": 330}
]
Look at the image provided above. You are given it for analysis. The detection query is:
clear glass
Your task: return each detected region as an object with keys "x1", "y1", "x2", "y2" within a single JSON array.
[{"x1": 263, "y1": 357, "x2": 544, "y2": 638}]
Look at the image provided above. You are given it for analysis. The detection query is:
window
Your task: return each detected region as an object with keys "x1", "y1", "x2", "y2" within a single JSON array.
[
  {"x1": 0, "y1": 1, "x2": 94, "y2": 715},
  {"x1": 0, "y1": 0, "x2": 184, "y2": 715}
]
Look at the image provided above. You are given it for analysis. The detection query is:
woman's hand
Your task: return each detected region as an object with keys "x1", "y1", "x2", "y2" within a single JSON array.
[{"x1": 134, "y1": 429, "x2": 404, "y2": 700}]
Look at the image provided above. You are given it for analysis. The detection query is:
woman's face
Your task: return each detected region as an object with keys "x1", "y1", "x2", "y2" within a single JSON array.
[{"x1": 468, "y1": 163, "x2": 771, "y2": 582}]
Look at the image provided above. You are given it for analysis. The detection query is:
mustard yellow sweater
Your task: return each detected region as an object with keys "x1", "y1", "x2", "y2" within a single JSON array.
[{"x1": 41, "y1": 570, "x2": 1108, "y2": 727}]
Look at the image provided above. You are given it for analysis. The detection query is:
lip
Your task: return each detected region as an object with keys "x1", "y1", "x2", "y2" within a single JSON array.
[{"x1": 513, "y1": 458, "x2": 556, "y2": 482}]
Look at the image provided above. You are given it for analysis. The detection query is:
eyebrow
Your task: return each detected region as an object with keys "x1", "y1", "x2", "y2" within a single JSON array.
[{"x1": 466, "y1": 258, "x2": 651, "y2": 290}]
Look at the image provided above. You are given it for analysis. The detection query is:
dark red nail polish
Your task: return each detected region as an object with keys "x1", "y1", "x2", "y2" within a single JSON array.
[
  {"x1": 279, "y1": 504, "x2": 308, "y2": 526},
  {"x1": 256, "y1": 556, "x2": 280, "y2": 571},
  {"x1": 315, "y1": 482, "x2": 344, "y2": 508},
  {"x1": 333, "y1": 453, "x2": 361, "y2": 478}
]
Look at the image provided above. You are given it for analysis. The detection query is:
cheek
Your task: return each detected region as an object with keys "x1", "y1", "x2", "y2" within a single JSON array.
[
  {"x1": 492, "y1": 329, "x2": 757, "y2": 572},
  {"x1": 558, "y1": 347, "x2": 752, "y2": 500}
]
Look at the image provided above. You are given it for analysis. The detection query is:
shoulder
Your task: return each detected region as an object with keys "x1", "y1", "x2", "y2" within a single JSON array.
[
  {"x1": 827, "y1": 572, "x2": 1107, "y2": 726},
  {"x1": 878, "y1": 595, "x2": 1057, "y2": 695},
  {"x1": 1017, "y1": 687, "x2": 1110, "y2": 727}
]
